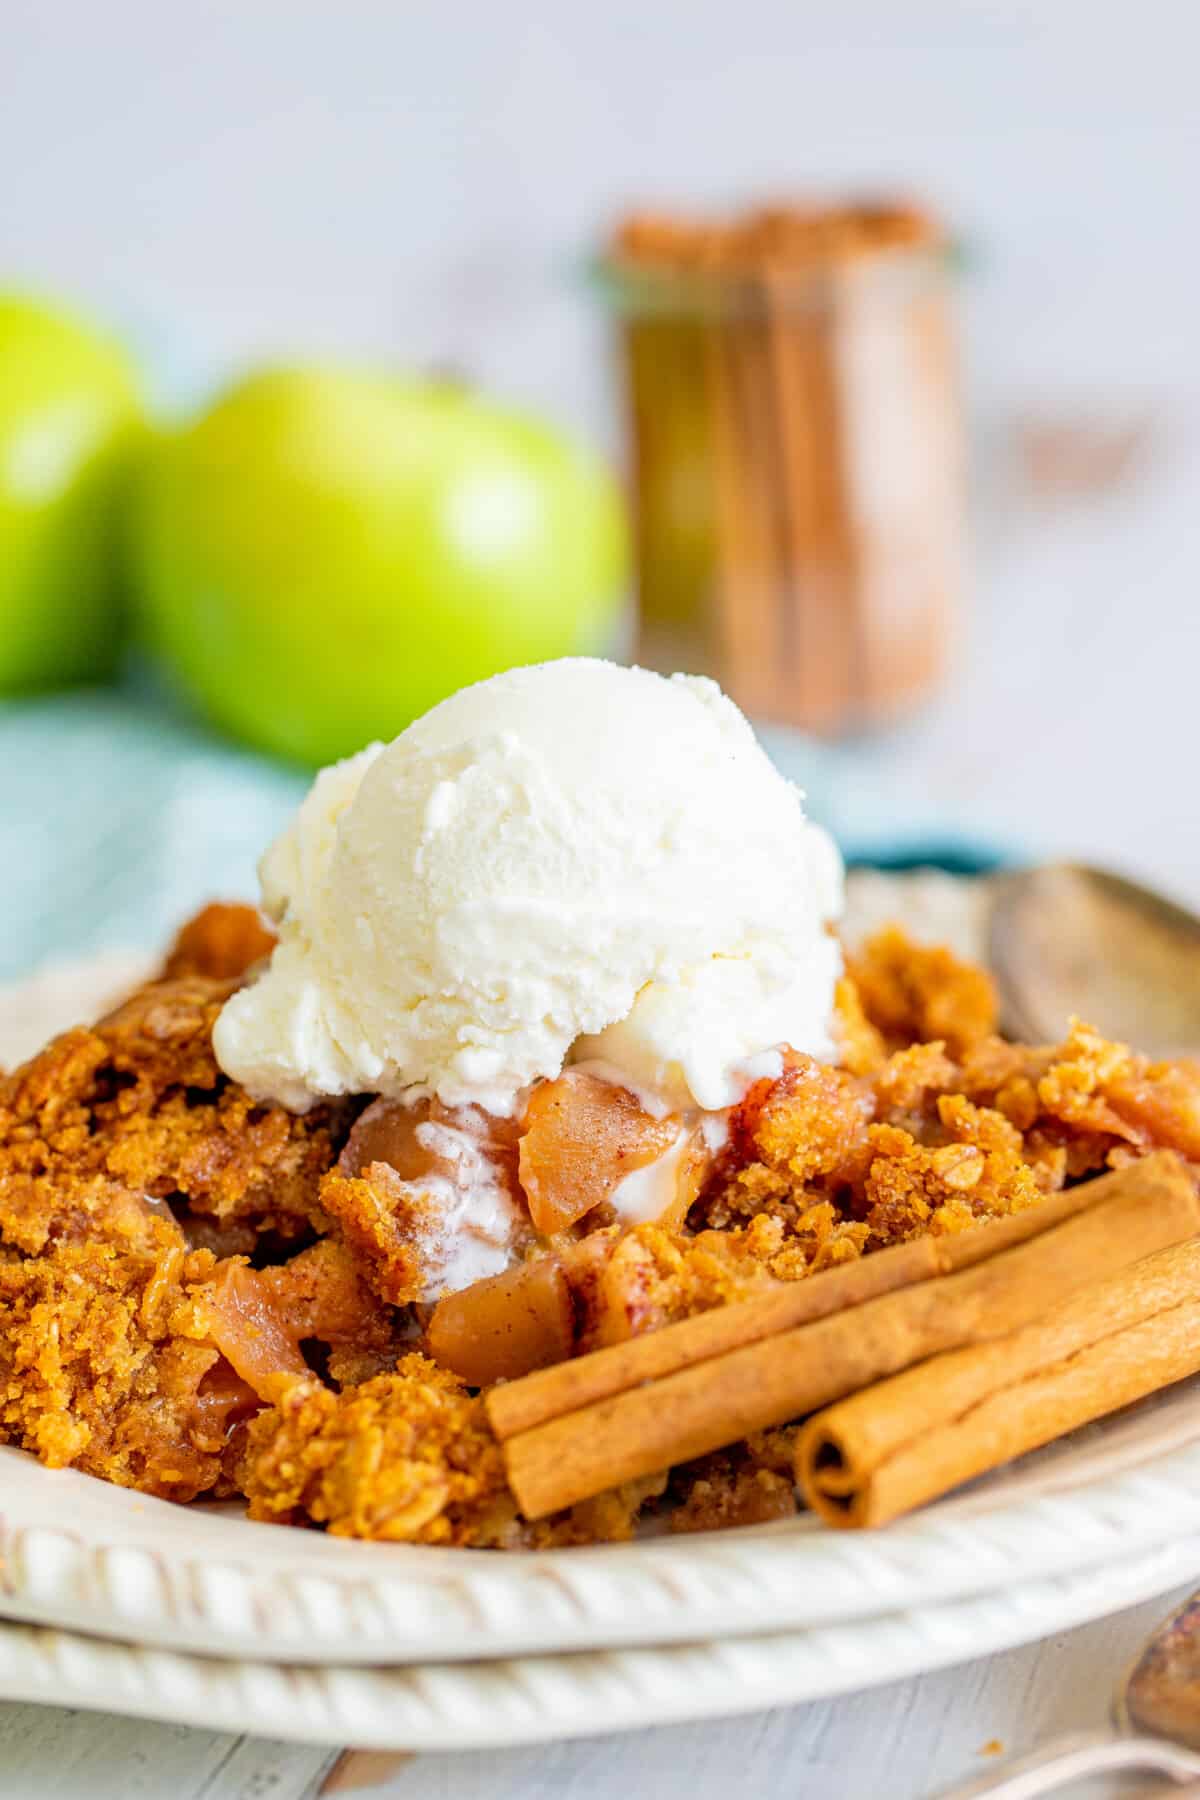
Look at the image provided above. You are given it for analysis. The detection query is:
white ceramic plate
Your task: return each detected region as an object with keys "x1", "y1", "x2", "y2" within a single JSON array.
[
  {"x1": 2, "y1": 1537, "x2": 1198, "y2": 1751},
  {"x1": 5, "y1": 945, "x2": 1200, "y2": 1671},
  {"x1": 5, "y1": 1377, "x2": 1200, "y2": 1665}
]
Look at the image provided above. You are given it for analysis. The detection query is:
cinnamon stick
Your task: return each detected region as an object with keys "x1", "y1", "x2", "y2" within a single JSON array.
[
  {"x1": 767, "y1": 261, "x2": 857, "y2": 733},
  {"x1": 713, "y1": 281, "x2": 781, "y2": 717},
  {"x1": 703, "y1": 297, "x2": 758, "y2": 703},
  {"x1": 488, "y1": 1176, "x2": 1113, "y2": 1444},
  {"x1": 798, "y1": 1232, "x2": 1200, "y2": 1528},
  {"x1": 624, "y1": 307, "x2": 718, "y2": 668},
  {"x1": 489, "y1": 1237, "x2": 938, "y2": 1442},
  {"x1": 498, "y1": 1153, "x2": 1197, "y2": 1520}
]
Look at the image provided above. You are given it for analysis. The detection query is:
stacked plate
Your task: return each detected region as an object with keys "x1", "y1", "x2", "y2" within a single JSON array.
[
  {"x1": 5, "y1": 945, "x2": 1200, "y2": 1748},
  {"x1": 4, "y1": 1388, "x2": 1200, "y2": 1749}
]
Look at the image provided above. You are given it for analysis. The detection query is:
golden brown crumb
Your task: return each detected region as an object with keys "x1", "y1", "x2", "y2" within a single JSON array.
[
  {"x1": 318, "y1": 1167, "x2": 430, "y2": 1305},
  {"x1": 0, "y1": 1178, "x2": 238, "y2": 1497},
  {"x1": 240, "y1": 1354, "x2": 519, "y2": 1545},
  {"x1": 530, "y1": 1472, "x2": 672, "y2": 1548},
  {"x1": 860, "y1": 1095, "x2": 1042, "y2": 1248},
  {"x1": 0, "y1": 973, "x2": 347, "y2": 1241},
  {"x1": 558, "y1": 1220, "x2": 783, "y2": 1355},
  {"x1": 849, "y1": 925, "x2": 998, "y2": 1054},
  {"x1": 670, "y1": 1467, "x2": 797, "y2": 1534},
  {"x1": 667, "y1": 1426, "x2": 800, "y2": 1533},
  {"x1": 832, "y1": 973, "x2": 887, "y2": 1076},
  {"x1": 241, "y1": 1353, "x2": 672, "y2": 1546},
  {"x1": 161, "y1": 902, "x2": 277, "y2": 982}
]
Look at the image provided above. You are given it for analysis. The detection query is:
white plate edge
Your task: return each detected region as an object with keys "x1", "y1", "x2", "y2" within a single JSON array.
[{"x1": 1, "y1": 1537, "x2": 1198, "y2": 1751}]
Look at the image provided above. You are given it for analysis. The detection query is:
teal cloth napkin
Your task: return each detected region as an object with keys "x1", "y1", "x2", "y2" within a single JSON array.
[
  {"x1": 1, "y1": 691, "x2": 306, "y2": 980},
  {"x1": 0, "y1": 691, "x2": 1007, "y2": 983}
]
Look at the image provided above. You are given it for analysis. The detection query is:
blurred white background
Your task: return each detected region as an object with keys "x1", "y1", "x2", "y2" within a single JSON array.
[
  {"x1": 4, "y1": 0, "x2": 1197, "y2": 893},
  {"x1": 7, "y1": 2, "x2": 1197, "y2": 423}
]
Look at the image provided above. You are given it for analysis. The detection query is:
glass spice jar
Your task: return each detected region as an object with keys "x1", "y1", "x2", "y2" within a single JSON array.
[{"x1": 598, "y1": 202, "x2": 966, "y2": 736}]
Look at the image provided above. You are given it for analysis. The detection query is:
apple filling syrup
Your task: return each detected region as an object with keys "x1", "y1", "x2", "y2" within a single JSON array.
[
  {"x1": 337, "y1": 1095, "x2": 528, "y2": 1299},
  {"x1": 337, "y1": 1063, "x2": 749, "y2": 1315}
]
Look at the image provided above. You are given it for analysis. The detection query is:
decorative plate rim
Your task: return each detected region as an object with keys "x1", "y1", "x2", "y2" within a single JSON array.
[
  {"x1": 1, "y1": 1536, "x2": 1197, "y2": 1751},
  {"x1": 5, "y1": 944, "x2": 1200, "y2": 1667},
  {"x1": 4, "y1": 1379, "x2": 1200, "y2": 1665}
]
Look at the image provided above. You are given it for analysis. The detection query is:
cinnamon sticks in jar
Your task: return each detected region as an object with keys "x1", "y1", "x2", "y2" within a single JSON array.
[
  {"x1": 602, "y1": 201, "x2": 966, "y2": 736},
  {"x1": 491, "y1": 1153, "x2": 1199, "y2": 1522}
]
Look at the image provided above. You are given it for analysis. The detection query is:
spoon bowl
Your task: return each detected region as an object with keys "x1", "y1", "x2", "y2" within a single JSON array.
[
  {"x1": 988, "y1": 862, "x2": 1200, "y2": 1056},
  {"x1": 1118, "y1": 1587, "x2": 1200, "y2": 1750}
]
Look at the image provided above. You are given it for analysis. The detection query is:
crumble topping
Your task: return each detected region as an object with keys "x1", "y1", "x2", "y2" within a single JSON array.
[{"x1": 2, "y1": 898, "x2": 1198, "y2": 1543}]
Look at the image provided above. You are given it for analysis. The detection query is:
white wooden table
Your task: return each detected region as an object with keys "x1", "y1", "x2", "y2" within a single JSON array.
[{"x1": 1, "y1": 1584, "x2": 1191, "y2": 1800}]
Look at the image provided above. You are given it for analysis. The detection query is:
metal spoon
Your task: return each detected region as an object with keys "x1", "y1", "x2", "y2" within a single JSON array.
[
  {"x1": 940, "y1": 1588, "x2": 1200, "y2": 1795},
  {"x1": 988, "y1": 862, "x2": 1200, "y2": 1057}
]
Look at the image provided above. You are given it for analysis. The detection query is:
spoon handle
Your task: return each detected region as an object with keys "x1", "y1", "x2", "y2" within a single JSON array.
[{"x1": 937, "y1": 1728, "x2": 1200, "y2": 1797}]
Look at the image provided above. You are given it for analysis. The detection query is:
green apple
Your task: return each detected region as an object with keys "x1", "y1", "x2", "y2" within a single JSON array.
[
  {"x1": 0, "y1": 293, "x2": 143, "y2": 690},
  {"x1": 131, "y1": 367, "x2": 629, "y2": 764}
]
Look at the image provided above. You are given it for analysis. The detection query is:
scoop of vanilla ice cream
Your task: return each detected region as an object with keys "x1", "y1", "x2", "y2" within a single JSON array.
[{"x1": 213, "y1": 658, "x2": 844, "y2": 1115}]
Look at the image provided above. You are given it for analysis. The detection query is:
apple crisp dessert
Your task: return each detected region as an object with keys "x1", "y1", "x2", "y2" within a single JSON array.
[{"x1": 3, "y1": 902, "x2": 1197, "y2": 1546}]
